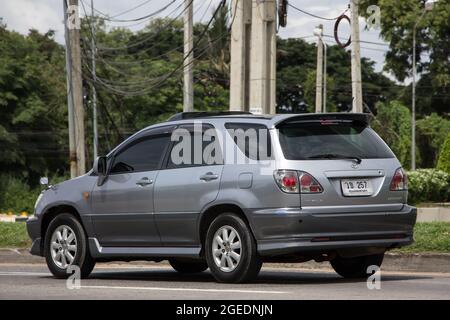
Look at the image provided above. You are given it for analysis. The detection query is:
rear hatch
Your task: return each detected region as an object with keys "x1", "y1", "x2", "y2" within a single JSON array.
[{"x1": 275, "y1": 114, "x2": 407, "y2": 213}]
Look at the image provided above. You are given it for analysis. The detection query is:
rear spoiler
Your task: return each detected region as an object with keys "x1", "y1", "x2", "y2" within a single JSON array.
[{"x1": 274, "y1": 113, "x2": 373, "y2": 128}]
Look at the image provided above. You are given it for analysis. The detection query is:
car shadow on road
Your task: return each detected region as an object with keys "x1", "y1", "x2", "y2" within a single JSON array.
[{"x1": 87, "y1": 268, "x2": 431, "y2": 286}]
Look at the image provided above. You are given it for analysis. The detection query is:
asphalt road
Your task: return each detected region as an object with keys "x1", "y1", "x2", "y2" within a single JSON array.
[{"x1": 1, "y1": 263, "x2": 450, "y2": 300}]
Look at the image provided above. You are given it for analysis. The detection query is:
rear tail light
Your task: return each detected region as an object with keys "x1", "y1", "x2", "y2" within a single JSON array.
[
  {"x1": 274, "y1": 170, "x2": 323, "y2": 194},
  {"x1": 274, "y1": 170, "x2": 298, "y2": 193},
  {"x1": 298, "y1": 171, "x2": 323, "y2": 193},
  {"x1": 390, "y1": 168, "x2": 408, "y2": 191}
]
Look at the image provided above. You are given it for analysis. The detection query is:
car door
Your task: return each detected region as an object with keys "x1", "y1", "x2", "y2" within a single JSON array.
[
  {"x1": 154, "y1": 123, "x2": 224, "y2": 246},
  {"x1": 90, "y1": 126, "x2": 173, "y2": 247}
]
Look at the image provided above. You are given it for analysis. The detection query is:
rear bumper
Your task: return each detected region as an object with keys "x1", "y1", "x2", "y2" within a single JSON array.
[{"x1": 249, "y1": 204, "x2": 417, "y2": 256}]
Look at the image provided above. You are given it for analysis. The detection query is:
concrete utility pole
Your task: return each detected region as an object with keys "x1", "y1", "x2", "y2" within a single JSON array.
[
  {"x1": 65, "y1": 0, "x2": 86, "y2": 175},
  {"x1": 229, "y1": 0, "x2": 252, "y2": 112},
  {"x1": 183, "y1": 0, "x2": 194, "y2": 112},
  {"x1": 249, "y1": 0, "x2": 277, "y2": 115},
  {"x1": 350, "y1": 0, "x2": 363, "y2": 113},
  {"x1": 314, "y1": 25, "x2": 324, "y2": 113},
  {"x1": 63, "y1": 0, "x2": 77, "y2": 178},
  {"x1": 90, "y1": 0, "x2": 98, "y2": 159}
]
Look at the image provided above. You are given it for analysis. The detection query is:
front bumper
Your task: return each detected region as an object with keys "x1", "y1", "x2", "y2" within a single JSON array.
[
  {"x1": 26, "y1": 216, "x2": 43, "y2": 256},
  {"x1": 249, "y1": 205, "x2": 417, "y2": 256}
]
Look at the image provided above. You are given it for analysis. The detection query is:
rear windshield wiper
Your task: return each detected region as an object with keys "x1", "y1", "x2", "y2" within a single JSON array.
[{"x1": 306, "y1": 154, "x2": 362, "y2": 164}]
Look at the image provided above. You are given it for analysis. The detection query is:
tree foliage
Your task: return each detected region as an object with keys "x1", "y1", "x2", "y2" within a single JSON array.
[
  {"x1": 276, "y1": 37, "x2": 398, "y2": 114},
  {"x1": 371, "y1": 101, "x2": 412, "y2": 168},
  {"x1": 360, "y1": 0, "x2": 450, "y2": 115},
  {"x1": 0, "y1": 26, "x2": 67, "y2": 183},
  {"x1": 437, "y1": 133, "x2": 450, "y2": 174},
  {"x1": 416, "y1": 114, "x2": 450, "y2": 168}
]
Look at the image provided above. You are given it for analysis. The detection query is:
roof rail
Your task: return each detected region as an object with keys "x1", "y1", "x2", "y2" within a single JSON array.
[{"x1": 167, "y1": 111, "x2": 253, "y2": 122}]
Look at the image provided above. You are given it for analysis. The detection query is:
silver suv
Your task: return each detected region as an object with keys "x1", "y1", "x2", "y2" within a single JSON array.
[{"x1": 27, "y1": 112, "x2": 416, "y2": 283}]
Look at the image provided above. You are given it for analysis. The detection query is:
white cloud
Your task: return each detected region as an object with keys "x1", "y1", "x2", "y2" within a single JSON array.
[{"x1": 2, "y1": 0, "x2": 65, "y2": 42}]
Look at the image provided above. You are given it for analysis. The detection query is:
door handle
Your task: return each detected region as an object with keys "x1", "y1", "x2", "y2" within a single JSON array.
[
  {"x1": 136, "y1": 177, "x2": 153, "y2": 186},
  {"x1": 199, "y1": 172, "x2": 219, "y2": 182}
]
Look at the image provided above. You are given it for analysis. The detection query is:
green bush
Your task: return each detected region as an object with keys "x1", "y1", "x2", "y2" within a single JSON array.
[
  {"x1": 0, "y1": 175, "x2": 70, "y2": 214},
  {"x1": 437, "y1": 133, "x2": 450, "y2": 174},
  {"x1": 0, "y1": 176, "x2": 40, "y2": 214},
  {"x1": 407, "y1": 169, "x2": 450, "y2": 205}
]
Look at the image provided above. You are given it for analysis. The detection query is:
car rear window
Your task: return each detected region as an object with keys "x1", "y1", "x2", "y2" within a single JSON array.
[{"x1": 277, "y1": 123, "x2": 395, "y2": 160}]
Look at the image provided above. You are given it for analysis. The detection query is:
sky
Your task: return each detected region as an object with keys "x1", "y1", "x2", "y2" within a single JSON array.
[{"x1": 0, "y1": 0, "x2": 391, "y2": 74}]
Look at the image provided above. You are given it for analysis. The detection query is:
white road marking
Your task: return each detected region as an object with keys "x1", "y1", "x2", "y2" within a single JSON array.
[
  {"x1": 81, "y1": 285, "x2": 287, "y2": 294},
  {"x1": 0, "y1": 271, "x2": 50, "y2": 276},
  {"x1": 0, "y1": 271, "x2": 287, "y2": 294}
]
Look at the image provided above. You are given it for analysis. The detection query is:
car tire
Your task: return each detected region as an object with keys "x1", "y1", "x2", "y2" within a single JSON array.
[
  {"x1": 169, "y1": 259, "x2": 208, "y2": 274},
  {"x1": 205, "y1": 213, "x2": 262, "y2": 283},
  {"x1": 330, "y1": 253, "x2": 384, "y2": 279},
  {"x1": 44, "y1": 213, "x2": 95, "y2": 279}
]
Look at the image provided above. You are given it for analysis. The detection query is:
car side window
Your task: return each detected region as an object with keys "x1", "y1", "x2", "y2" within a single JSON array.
[
  {"x1": 225, "y1": 123, "x2": 272, "y2": 160},
  {"x1": 166, "y1": 124, "x2": 222, "y2": 169},
  {"x1": 110, "y1": 134, "x2": 170, "y2": 174}
]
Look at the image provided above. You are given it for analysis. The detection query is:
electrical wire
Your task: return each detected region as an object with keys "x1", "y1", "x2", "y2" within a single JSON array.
[
  {"x1": 288, "y1": 3, "x2": 349, "y2": 21},
  {"x1": 323, "y1": 34, "x2": 389, "y2": 47},
  {"x1": 80, "y1": 0, "x2": 190, "y2": 51},
  {"x1": 81, "y1": 0, "x2": 214, "y2": 70},
  {"x1": 80, "y1": 0, "x2": 177, "y2": 23},
  {"x1": 84, "y1": 0, "x2": 210, "y2": 33},
  {"x1": 78, "y1": 0, "x2": 230, "y2": 97},
  {"x1": 81, "y1": 28, "x2": 231, "y2": 93},
  {"x1": 104, "y1": 0, "x2": 157, "y2": 19},
  {"x1": 79, "y1": 0, "x2": 214, "y2": 82}
]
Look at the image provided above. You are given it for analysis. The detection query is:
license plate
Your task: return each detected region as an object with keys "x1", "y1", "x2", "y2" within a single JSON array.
[{"x1": 341, "y1": 179, "x2": 373, "y2": 196}]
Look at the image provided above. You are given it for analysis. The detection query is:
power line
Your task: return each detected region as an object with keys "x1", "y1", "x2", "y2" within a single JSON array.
[
  {"x1": 79, "y1": 0, "x2": 230, "y2": 96},
  {"x1": 80, "y1": 0, "x2": 177, "y2": 23},
  {"x1": 81, "y1": 35, "x2": 220, "y2": 96},
  {"x1": 288, "y1": 3, "x2": 349, "y2": 21},
  {"x1": 105, "y1": 0, "x2": 156, "y2": 19},
  {"x1": 323, "y1": 34, "x2": 388, "y2": 47},
  {"x1": 78, "y1": 0, "x2": 214, "y2": 83},
  {"x1": 80, "y1": 0, "x2": 189, "y2": 51},
  {"x1": 82, "y1": 0, "x2": 214, "y2": 69},
  {"x1": 83, "y1": 0, "x2": 212, "y2": 30}
]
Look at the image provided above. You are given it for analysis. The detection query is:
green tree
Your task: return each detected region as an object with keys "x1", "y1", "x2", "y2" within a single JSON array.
[
  {"x1": 372, "y1": 101, "x2": 412, "y2": 168},
  {"x1": 416, "y1": 113, "x2": 450, "y2": 168},
  {"x1": 0, "y1": 26, "x2": 67, "y2": 184},
  {"x1": 437, "y1": 133, "x2": 450, "y2": 174},
  {"x1": 276, "y1": 37, "x2": 398, "y2": 114},
  {"x1": 360, "y1": 0, "x2": 450, "y2": 115}
]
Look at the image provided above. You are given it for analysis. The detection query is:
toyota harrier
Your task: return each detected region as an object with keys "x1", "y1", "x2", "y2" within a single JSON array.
[{"x1": 27, "y1": 112, "x2": 416, "y2": 283}]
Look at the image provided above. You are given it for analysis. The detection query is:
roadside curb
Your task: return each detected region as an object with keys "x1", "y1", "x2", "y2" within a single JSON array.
[
  {"x1": 266, "y1": 252, "x2": 450, "y2": 273},
  {"x1": 1, "y1": 248, "x2": 450, "y2": 273}
]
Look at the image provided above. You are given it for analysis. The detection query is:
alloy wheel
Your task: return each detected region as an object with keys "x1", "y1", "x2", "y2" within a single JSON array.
[
  {"x1": 212, "y1": 225, "x2": 242, "y2": 272},
  {"x1": 50, "y1": 225, "x2": 77, "y2": 269}
]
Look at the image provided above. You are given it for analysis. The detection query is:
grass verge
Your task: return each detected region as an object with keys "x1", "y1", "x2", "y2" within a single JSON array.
[
  {"x1": 0, "y1": 222, "x2": 31, "y2": 248},
  {"x1": 394, "y1": 222, "x2": 450, "y2": 254},
  {"x1": 0, "y1": 221, "x2": 449, "y2": 253}
]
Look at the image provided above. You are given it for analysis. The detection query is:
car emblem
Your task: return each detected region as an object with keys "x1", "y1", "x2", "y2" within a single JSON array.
[{"x1": 351, "y1": 163, "x2": 359, "y2": 169}]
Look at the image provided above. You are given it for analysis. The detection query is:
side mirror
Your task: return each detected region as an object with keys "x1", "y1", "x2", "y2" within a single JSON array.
[
  {"x1": 93, "y1": 156, "x2": 108, "y2": 186},
  {"x1": 93, "y1": 156, "x2": 107, "y2": 176},
  {"x1": 40, "y1": 177, "x2": 49, "y2": 186}
]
